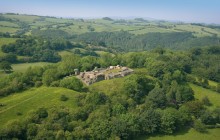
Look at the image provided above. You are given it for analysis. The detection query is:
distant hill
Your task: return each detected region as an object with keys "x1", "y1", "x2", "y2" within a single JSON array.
[{"x1": 0, "y1": 13, "x2": 220, "y2": 52}]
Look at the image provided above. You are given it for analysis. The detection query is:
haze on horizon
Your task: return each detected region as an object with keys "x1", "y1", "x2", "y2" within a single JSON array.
[{"x1": 0, "y1": 0, "x2": 220, "y2": 24}]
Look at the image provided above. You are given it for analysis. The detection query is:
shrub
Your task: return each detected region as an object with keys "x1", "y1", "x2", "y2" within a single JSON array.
[
  {"x1": 16, "y1": 112, "x2": 23, "y2": 116},
  {"x1": 59, "y1": 77, "x2": 83, "y2": 91},
  {"x1": 202, "y1": 96, "x2": 212, "y2": 106},
  {"x1": 193, "y1": 119, "x2": 207, "y2": 133},
  {"x1": 34, "y1": 81, "x2": 42, "y2": 87},
  {"x1": 60, "y1": 95, "x2": 68, "y2": 101}
]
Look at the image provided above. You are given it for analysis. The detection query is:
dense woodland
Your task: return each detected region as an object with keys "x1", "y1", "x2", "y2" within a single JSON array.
[
  {"x1": 75, "y1": 31, "x2": 220, "y2": 51},
  {"x1": 0, "y1": 14, "x2": 220, "y2": 139},
  {"x1": 1, "y1": 37, "x2": 75, "y2": 62}
]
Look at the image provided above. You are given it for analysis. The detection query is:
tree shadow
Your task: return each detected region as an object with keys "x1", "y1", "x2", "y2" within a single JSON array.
[{"x1": 138, "y1": 126, "x2": 193, "y2": 140}]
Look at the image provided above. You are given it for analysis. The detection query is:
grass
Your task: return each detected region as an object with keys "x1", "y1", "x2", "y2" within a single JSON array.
[
  {"x1": 89, "y1": 76, "x2": 126, "y2": 95},
  {"x1": 4, "y1": 14, "x2": 39, "y2": 23},
  {"x1": 0, "y1": 87, "x2": 80, "y2": 128},
  {"x1": 0, "y1": 38, "x2": 17, "y2": 46},
  {"x1": 190, "y1": 83, "x2": 220, "y2": 107},
  {"x1": 103, "y1": 69, "x2": 121, "y2": 74},
  {"x1": 0, "y1": 21, "x2": 19, "y2": 27},
  {"x1": 89, "y1": 68, "x2": 156, "y2": 95},
  {"x1": 138, "y1": 128, "x2": 220, "y2": 140},
  {"x1": 95, "y1": 51, "x2": 111, "y2": 55},
  {"x1": 208, "y1": 80, "x2": 218, "y2": 87},
  {"x1": 58, "y1": 50, "x2": 74, "y2": 57},
  {"x1": 11, "y1": 62, "x2": 53, "y2": 73},
  {"x1": 1, "y1": 62, "x2": 52, "y2": 79},
  {"x1": 0, "y1": 26, "x2": 18, "y2": 33},
  {"x1": 70, "y1": 48, "x2": 87, "y2": 53}
]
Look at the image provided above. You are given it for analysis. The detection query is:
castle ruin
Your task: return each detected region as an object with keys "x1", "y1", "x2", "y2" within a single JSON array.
[{"x1": 77, "y1": 65, "x2": 134, "y2": 85}]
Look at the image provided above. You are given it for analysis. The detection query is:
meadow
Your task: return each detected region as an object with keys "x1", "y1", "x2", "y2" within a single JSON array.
[
  {"x1": 0, "y1": 62, "x2": 53, "y2": 77},
  {"x1": 0, "y1": 87, "x2": 79, "y2": 129},
  {"x1": 190, "y1": 84, "x2": 220, "y2": 107},
  {"x1": 11, "y1": 62, "x2": 53, "y2": 73},
  {"x1": 139, "y1": 128, "x2": 220, "y2": 140}
]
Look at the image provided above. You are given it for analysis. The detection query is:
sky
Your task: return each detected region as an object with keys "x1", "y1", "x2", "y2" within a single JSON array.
[{"x1": 0, "y1": 0, "x2": 220, "y2": 24}]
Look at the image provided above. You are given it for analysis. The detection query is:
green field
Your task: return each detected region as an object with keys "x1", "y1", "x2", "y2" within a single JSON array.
[
  {"x1": 0, "y1": 87, "x2": 79, "y2": 128},
  {"x1": 89, "y1": 76, "x2": 125, "y2": 96},
  {"x1": 58, "y1": 50, "x2": 74, "y2": 57},
  {"x1": 0, "y1": 26, "x2": 18, "y2": 33},
  {"x1": 0, "y1": 62, "x2": 53, "y2": 77},
  {"x1": 1, "y1": 14, "x2": 220, "y2": 37},
  {"x1": 11, "y1": 62, "x2": 53, "y2": 73},
  {"x1": 139, "y1": 128, "x2": 220, "y2": 140},
  {"x1": 190, "y1": 84, "x2": 220, "y2": 107},
  {"x1": 0, "y1": 21, "x2": 19, "y2": 27},
  {"x1": 3, "y1": 14, "x2": 39, "y2": 23}
]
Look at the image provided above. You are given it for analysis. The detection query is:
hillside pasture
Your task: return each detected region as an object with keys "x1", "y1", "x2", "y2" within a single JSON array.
[
  {"x1": 11, "y1": 62, "x2": 53, "y2": 73},
  {"x1": 0, "y1": 26, "x2": 18, "y2": 33},
  {"x1": 190, "y1": 83, "x2": 220, "y2": 107},
  {"x1": 89, "y1": 76, "x2": 125, "y2": 96},
  {"x1": 0, "y1": 21, "x2": 19, "y2": 27},
  {"x1": 0, "y1": 87, "x2": 79, "y2": 129},
  {"x1": 3, "y1": 14, "x2": 39, "y2": 23},
  {"x1": 0, "y1": 62, "x2": 53, "y2": 79}
]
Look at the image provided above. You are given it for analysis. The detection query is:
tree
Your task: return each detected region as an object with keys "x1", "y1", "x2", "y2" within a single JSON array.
[
  {"x1": 59, "y1": 77, "x2": 83, "y2": 91},
  {"x1": 159, "y1": 108, "x2": 179, "y2": 134},
  {"x1": 85, "y1": 92, "x2": 107, "y2": 105},
  {"x1": 185, "y1": 101, "x2": 204, "y2": 118},
  {"x1": 139, "y1": 109, "x2": 160, "y2": 134},
  {"x1": 177, "y1": 85, "x2": 194, "y2": 103},
  {"x1": 200, "y1": 110, "x2": 216, "y2": 125},
  {"x1": 42, "y1": 68, "x2": 59, "y2": 86},
  {"x1": 111, "y1": 113, "x2": 140, "y2": 139},
  {"x1": 146, "y1": 86, "x2": 166, "y2": 108},
  {"x1": 37, "y1": 108, "x2": 48, "y2": 119},
  {"x1": 1, "y1": 120, "x2": 25, "y2": 139},
  {"x1": 27, "y1": 123, "x2": 38, "y2": 139},
  {"x1": 177, "y1": 105, "x2": 192, "y2": 128},
  {"x1": 58, "y1": 54, "x2": 80, "y2": 76},
  {"x1": 74, "y1": 49, "x2": 81, "y2": 54},
  {"x1": 90, "y1": 119, "x2": 112, "y2": 139},
  {"x1": 193, "y1": 119, "x2": 206, "y2": 133},
  {"x1": 217, "y1": 84, "x2": 220, "y2": 93},
  {"x1": 3, "y1": 53, "x2": 17, "y2": 63},
  {"x1": 202, "y1": 96, "x2": 211, "y2": 106},
  {"x1": 202, "y1": 79, "x2": 209, "y2": 88},
  {"x1": 112, "y1": 104, "x2": 126, "y2": 116},
  {"x1": 60, "y1": 95, "x2": 68, "y2": 101},
  {"x1": 55, "y1": 130, "x2": 65, "y2": 140},
  {"x1": 0, "y1": 61, "x2": 12, "y2": 73},
  {"x1": 166, "y1": 80, "x2": 178, "y2": 104},
  {"x1": 123, "y1": 74, "x2": 154, "y2": 104}
]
